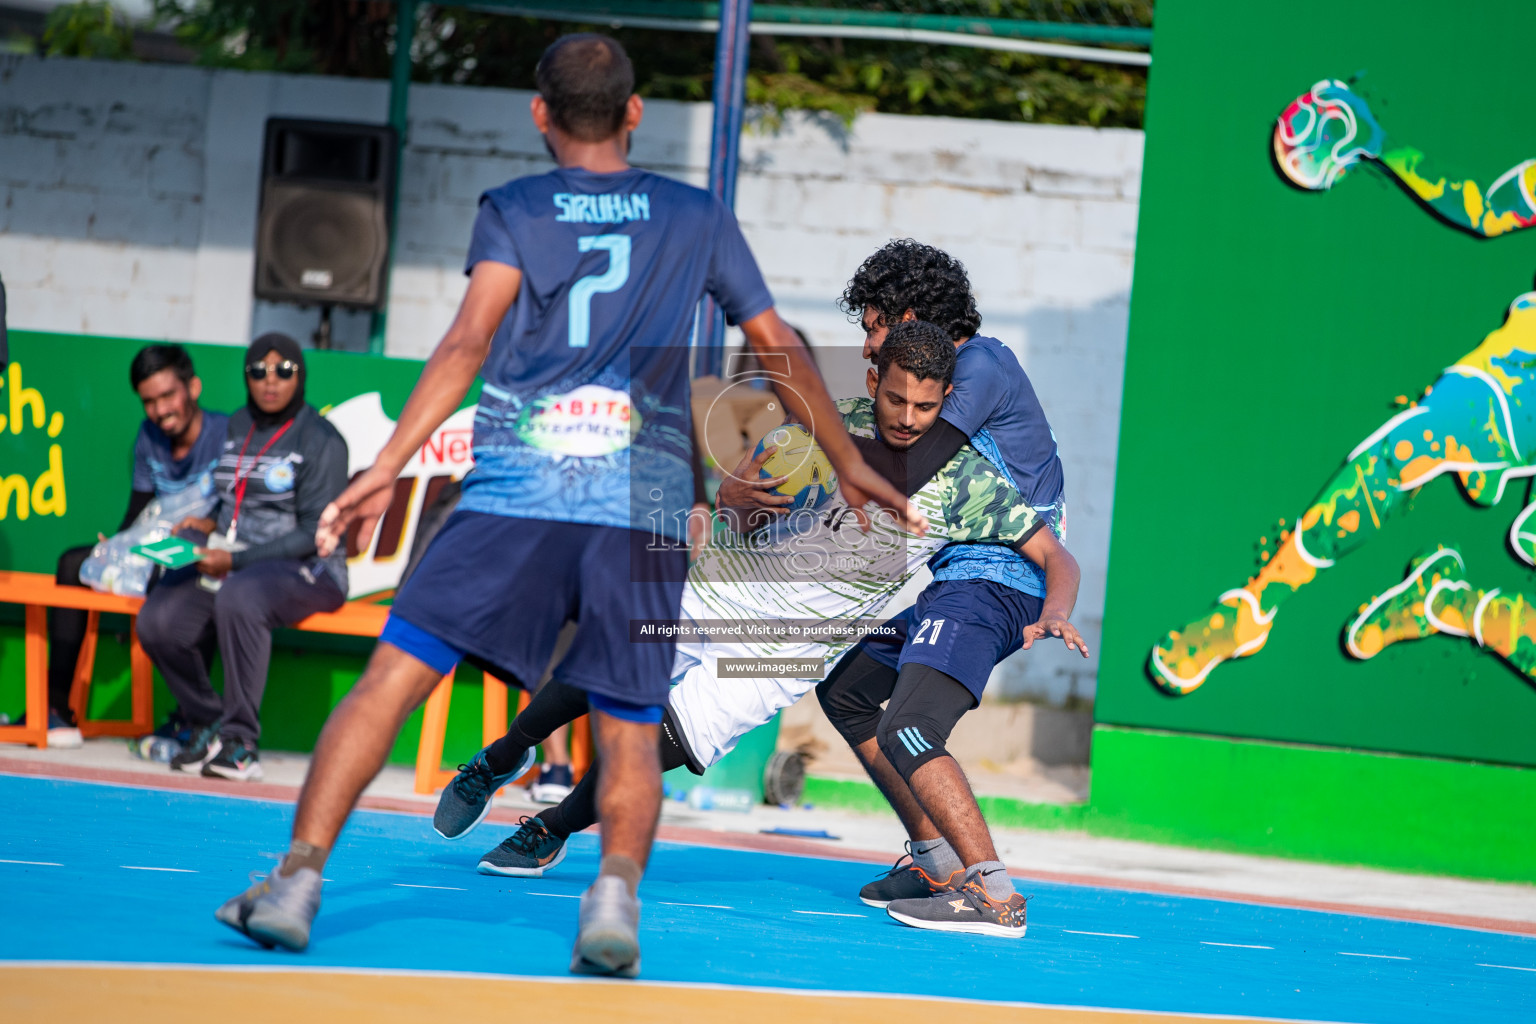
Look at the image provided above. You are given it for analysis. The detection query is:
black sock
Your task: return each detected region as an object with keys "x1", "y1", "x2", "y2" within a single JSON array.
[
  {"x1": 484, "y1": 726, "x2": 535, "y2": 776},
  {"x1": 542, "y1": 761, "x2": 601, "y2": 837},
  {"x1": 535, "y1": 806, "x2": 571, "y2": 840},
  {"x1": 485, "y1": 680, "x2": 591, "y2": 775}
]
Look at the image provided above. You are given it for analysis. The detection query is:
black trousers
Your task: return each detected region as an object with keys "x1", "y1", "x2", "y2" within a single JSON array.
[
  {"x1": 46, "y1": 545, "x2": 94, "y2": 714},
  {"x1": 135, "y1": 560, "x2": 345, "y2": 745}
]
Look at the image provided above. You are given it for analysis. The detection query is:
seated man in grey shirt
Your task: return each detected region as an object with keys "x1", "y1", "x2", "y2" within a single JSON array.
[{"x1": 136, "y1": 333, "x2": 349, "y2": 782}]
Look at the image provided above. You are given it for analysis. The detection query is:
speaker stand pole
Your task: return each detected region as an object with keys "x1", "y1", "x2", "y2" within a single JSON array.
[
  {"x1": 315, "y1": 305, "x2": 334, "y2": 351},
  {"x1": 370, "y1": 0, "x2": 418, "y2": 357}
]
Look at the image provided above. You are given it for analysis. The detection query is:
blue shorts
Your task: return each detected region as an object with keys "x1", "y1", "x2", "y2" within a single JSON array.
[
  {"x1": 388, "y1": 511, "x2": 686, "y2": 708},
  {"x1": 862, "y1": 579, "x2": 1042, "y2": 703}
]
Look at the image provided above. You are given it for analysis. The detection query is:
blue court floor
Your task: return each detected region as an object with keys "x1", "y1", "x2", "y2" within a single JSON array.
[{"x1": 0, "y1": 773, "x2": 1532, "y2": 1023}]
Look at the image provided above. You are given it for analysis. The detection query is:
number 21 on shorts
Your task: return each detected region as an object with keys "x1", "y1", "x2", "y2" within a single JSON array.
[
  {"x1": 568, "y1": 234, "x2": 631, "y2": 348},
  {"x1": 911, "y1": 617, "x2": 946, "y2": 645}
]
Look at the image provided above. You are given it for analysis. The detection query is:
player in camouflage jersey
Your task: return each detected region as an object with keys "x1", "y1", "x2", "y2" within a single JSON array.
[{"x1": 435, "y1": 324, "x2": 1084, "y2": 923}]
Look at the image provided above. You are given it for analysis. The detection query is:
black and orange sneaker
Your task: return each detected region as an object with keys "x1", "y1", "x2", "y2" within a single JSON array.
[
  {"x1": 859, "y1": 843, "x2": 962, "y2": 908},
  {"x1": 885, "y1": 881, "x2": 1028, "y2": 938},
  {"x1": 477, "y1": 816, "x2": 568, "y2": 877}
]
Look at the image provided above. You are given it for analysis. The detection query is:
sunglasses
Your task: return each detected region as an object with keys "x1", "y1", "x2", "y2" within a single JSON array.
[{"x1": 247, "y1": 360, "x2": 299, "y2": 380}]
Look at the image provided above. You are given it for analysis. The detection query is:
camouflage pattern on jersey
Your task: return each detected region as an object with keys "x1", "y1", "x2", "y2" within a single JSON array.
[{"x1": 837, "y1": 396, "x2": 877, "y2": 440}]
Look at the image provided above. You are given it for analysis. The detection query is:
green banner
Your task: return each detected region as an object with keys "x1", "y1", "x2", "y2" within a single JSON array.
[
  {"x1": 0, "y1": 331, "x2": 476, "y2": 588},
  {"x1": 0, "y1": 330, "x2": 502, "y2": 765},
  {"x1": 1100, "y1": 0, "x2": 1536, "y2": 767}
]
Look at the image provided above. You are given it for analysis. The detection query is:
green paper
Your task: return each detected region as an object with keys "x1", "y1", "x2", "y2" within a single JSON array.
[{"x1": 131, "y1": 537, "x2": 201, "y2": 569}]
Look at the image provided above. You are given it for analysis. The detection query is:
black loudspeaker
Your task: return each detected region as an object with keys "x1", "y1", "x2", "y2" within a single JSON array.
[{"x1": 254, "y1": 118, "x2": 398, "y2": 310}]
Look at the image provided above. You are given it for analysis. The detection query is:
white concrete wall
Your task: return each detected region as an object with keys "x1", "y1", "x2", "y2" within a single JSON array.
[{"x1": 0, "y1": 55, "x2": 1140, "y2": 702}]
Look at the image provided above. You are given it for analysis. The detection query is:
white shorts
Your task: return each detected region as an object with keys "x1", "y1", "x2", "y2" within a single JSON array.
[{"x1": 666, "y1": 585, "x2": 833, "y2": 770}]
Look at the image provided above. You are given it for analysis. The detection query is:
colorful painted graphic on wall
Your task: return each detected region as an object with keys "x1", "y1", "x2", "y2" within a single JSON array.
[
  {"x1": 1273, "y1": 79, "x2": 1536, "y2": 238},
  {"x1": 1149, "y1": 80, "x2": 1536, "y2": 696}
]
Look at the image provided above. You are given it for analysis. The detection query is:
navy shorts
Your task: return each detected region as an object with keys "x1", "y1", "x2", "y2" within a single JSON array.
[
  {"x1": 862, "y1": 579, "x2": 1042, "y2": 703},
  {"x1": 389, "y1": 511, "x2": 686, "y2": 708}
]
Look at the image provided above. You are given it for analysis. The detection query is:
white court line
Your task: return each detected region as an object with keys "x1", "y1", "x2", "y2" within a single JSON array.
[
  {"x1": 121, "y1": 866, "x2": 196, "y2": 873},
  {"x1": 1201, "y1": 942, "x2": 1273, "y2": 949},
  {"x1": 1479, "y1": 963, "x2": 1536, "y2": 972},
  {"x1": 659, "y1": 901, "x2": 733, "y2": 909},
  {"x1": 1064, "y1": 930, "x2": 1140, "y2": 938},
  {"x1": 1338, "y1": 952, "x2": 1409, "y2": 960},
  {"x1": 793, "y1": 910, "x2": 865, "y2": 918},
  {"x1": 0, "y1": 858, "x2": 62, "y2": 867},
  {"x1": 393, "y1": 883, "x2": 465, "y2": 891},
  {"x1": 526, "y1": 892, "x2": 581, "y2": 899}
]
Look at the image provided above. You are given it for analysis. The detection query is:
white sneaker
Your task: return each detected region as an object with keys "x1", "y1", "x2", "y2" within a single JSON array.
[{"x1": 46, "y1": 712, "x2": 82, "y2": 749}]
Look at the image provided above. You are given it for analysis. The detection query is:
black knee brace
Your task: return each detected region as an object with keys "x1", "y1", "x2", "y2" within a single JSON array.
[
  {"x1": 816, "y1": 646, "x2": 899, "y2": 747},
  {"x1": 875, "y1": 663, "x2": 974, "y2": 783}
]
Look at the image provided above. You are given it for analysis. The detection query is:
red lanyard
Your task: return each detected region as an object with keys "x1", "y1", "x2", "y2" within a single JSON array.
[{"x1": 229, "y1": 419, "x2": 294, "y2": 541}]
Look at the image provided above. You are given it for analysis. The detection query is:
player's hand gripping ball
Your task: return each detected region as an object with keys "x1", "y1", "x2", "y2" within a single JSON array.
[{"x1": 753, "y1": 424, "x2": 836, "y2": 511}]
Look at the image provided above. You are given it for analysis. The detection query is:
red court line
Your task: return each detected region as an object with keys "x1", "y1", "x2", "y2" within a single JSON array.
[{"x1": 4, "y1": 754, "x2": 1531, "y2": 939}]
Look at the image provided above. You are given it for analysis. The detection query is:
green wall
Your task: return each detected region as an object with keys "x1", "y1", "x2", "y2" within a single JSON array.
[
  {"x1": 805, "y1": 728, "x2": 1536, "y2": 883},
  {"x1": 1101, "y1": 0, "x2": 1536, "y2": 766}
]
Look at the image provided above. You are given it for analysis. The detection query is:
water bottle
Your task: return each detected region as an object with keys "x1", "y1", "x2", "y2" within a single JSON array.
[
  {"x1": 685, "y1": 786, "x2": 755, "y2": 813},
  {"x1": 136, "y1": 736, "x2": 181, "y2": 763}
]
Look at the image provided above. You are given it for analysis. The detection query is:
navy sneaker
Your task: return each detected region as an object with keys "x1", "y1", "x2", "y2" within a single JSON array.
[
  {"x1": 529, "y1": 763, "x2": 574, "y2": 804},
  {"x1": 152, "y1": 706, "x2": 192, "y2": 743},
  {"x1": 203, "y1": 739, "x2": 263, "y2": 782},
  {"x1": 433, "y1": 746, "x2": 535, "y2": 840}
]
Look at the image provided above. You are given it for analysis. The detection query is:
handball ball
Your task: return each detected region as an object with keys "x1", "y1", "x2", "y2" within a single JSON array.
[{"x1": 753, "y1": 424, "x2": 836, "y2": 510}]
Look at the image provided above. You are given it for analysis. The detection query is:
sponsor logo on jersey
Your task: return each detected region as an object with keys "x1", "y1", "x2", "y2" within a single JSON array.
[
  {"x1": 263, "y1": 460, "x2": 295, "y2": 493},
  {"x1": 514, "y1": 384, "x2": 638, "y2": 457},
  {"x1": 553, "y1": 192, "x2": 651, "y2": 224}
]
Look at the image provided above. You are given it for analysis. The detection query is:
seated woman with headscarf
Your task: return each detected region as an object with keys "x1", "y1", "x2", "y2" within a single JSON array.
[{"x1": 136, "y1": 333, "x2": 350, "y2": 782}]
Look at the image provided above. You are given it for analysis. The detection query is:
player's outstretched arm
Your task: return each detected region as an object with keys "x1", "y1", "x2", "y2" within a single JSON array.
[
  {"x1": 316, "y1": 262, "x2": 521, "y2": 557},
  {"x1": 737, "y1": 309, "x2": 927, "y2": 535},
  {"x1": 1019, "y1": 527, "x2": 1088, "y2": 657}
]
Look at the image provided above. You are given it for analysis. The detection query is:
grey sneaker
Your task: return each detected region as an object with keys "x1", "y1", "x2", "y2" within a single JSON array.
[
  {"x1": 859, "y1": 843, "x2": 964, "y2": 908},
  {"x1": 478, "y1": 816, "x2": 568, "y2": 877},
  {"x1": 433, "y1": 746, "x2": 536, "y2": 840},
  {"x1": 886, "y1": 880, "x2": 1028, "y2": 938},
  {"x1": 570, "y1": 875, "x2": 641, "y2": 978},
  {"x1": 215, "y1": 864, "x2": 323, "y2": 951}
]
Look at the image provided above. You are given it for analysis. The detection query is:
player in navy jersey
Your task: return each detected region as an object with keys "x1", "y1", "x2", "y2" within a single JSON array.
[
  {"x1": 721, "y1": 240, "x2": 1081, "y2": 934},
  {"x1": 212, "y1": 34, "x2": 920, "y2": 975}
]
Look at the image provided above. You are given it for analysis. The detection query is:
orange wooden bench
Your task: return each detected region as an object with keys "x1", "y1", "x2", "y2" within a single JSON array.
[{"x1": 0, "y1": 570, "x2": 590, "y2": 795}]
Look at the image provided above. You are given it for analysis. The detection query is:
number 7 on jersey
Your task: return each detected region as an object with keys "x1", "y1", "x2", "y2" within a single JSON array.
[{"x1": 568, "y1": 234, "x2": 631, "y2": 348}]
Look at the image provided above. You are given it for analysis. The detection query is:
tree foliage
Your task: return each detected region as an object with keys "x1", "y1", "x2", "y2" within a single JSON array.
[
  {"x1": 44, "y1": 1, "x2": 137, "y2": 60},
  {"x1": 145, "y1": 0, "x2": 1151, "y2": 129}
]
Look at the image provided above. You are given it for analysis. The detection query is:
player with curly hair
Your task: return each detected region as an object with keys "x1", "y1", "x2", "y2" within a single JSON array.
[
  {"x1": 718, "y1": 240, "x2": 1073, "y2": 930},
  {"x1": 838, "y1": 238, "x2": 983, "y2": 344}
]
